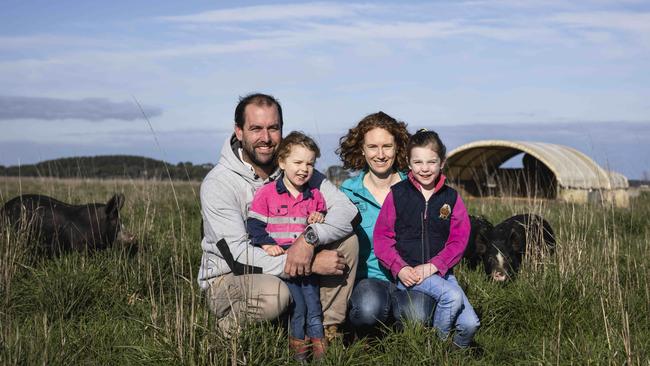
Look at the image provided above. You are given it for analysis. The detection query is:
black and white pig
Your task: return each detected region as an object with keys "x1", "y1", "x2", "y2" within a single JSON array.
[
  {"x1": 463, "y1": 215, "x2": 494, "y2": 270},
  {"x1": 481, "y1": 214, "x2": 555, "y2": 282},
  {"x1": 1, "y1": 194, "x2": 136, "y2": 255}
]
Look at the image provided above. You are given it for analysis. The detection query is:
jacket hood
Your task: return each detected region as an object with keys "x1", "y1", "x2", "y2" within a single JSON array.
[{"x1": 218, "y1": 134, "x2": 280, "y2": 183}]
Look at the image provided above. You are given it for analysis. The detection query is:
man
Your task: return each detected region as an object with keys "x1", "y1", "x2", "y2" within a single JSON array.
[{"x1": 198, "y1": 93, "x2": 358, "y2": 340}]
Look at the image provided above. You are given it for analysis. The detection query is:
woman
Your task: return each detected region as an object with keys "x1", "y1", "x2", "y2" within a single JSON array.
[{"x1": 338, "y1": 111, "x2": 434, "y2": 336}]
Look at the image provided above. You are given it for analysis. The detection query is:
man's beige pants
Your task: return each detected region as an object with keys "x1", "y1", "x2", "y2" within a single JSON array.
[{"x1": 206, "y1": 234, "x2": 358, "y2": 332}]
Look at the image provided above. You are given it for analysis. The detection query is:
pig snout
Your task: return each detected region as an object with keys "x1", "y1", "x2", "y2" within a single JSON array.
[
  {"x1": 490, "y1": 270, "x2": 508, "y2": 282},
  {"x1": 116, "y1": 228, "x2": 137, "y2": 245},
  {"x1": 488, "y1": 251, "x2": 510, "y2": 282}
]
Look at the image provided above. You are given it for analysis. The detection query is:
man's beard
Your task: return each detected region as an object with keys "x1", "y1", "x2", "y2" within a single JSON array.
[{"x1": 241, "y1": 140, "x2": 276, "y2": 169}]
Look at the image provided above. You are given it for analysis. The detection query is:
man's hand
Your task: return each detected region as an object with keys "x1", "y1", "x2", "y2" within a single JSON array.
[
  {"x1": 413, "y1": 263, "x2": 438, "y2": 284},
  {"x1": 312, "y1": 249, "x2": 346, "y2": 276},
  {"x1": 397, "y1": 266, "x2": 421, "y2": 287},
  {"x1": 284, "y1": 236, "x2": 315, "y2": 277}
]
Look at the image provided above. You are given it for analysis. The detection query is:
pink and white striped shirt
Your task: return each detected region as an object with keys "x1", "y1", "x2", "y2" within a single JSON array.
[{"x1": 246, "y1": 177, "x2": 327, "y2": 247}]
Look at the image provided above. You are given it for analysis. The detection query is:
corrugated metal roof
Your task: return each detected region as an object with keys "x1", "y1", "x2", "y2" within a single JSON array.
[{"x1": 446, "y1": 140, "x2": 628, "y2": 190}]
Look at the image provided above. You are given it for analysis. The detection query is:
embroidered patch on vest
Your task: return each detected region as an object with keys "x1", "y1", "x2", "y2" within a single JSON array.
[{"x1": 439, "y1": 203, "x2": 451, "y2": 220}]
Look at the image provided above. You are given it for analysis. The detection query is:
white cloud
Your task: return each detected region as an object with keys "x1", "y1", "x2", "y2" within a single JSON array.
[
  {"x1": 145, "y1": 10, "x2": 650, "y2": 58},
  {"x1": 551, "y1": 11, "x2": 650, "y2": 34},
  {"x1": 157, "y1": 2, "x2": 371, "y2": 23},
  {"x1": 2, "y1": 4, "x2": 648, "y2": 66}
]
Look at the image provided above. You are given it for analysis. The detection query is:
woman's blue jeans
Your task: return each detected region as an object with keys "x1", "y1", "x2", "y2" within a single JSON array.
[
  {"x1": 398, "y1": 273, "x2": 480, "y2": 348},
  {"x1": 348, "y1": 278, "x2": 435, "y2": 334}
]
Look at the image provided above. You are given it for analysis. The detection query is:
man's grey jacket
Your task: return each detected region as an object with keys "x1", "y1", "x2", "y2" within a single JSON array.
[{"x1": 197, "y1": 135, "x2": 358, "y2": 290}]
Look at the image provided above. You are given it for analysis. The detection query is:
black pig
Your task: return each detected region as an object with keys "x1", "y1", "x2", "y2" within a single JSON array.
[
  {"x1": 463, "y1": 215, "x2": 494, "y2": 269},
  {"x1": 1, "y1": 194, "x2": 136, "y2": 255},
  {"x1": 482, "y1": 214, "x2": 555, "y2": 282}
]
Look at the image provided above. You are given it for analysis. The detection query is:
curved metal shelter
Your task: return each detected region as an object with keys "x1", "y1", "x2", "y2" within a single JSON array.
[{"x1": 445, "y1": 140, "x2": 629, "y2": 206}]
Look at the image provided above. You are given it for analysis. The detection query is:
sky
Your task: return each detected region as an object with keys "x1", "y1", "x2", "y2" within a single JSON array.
[{"x1": 0, "y1": 0, "x2": 649, "y2": 178}]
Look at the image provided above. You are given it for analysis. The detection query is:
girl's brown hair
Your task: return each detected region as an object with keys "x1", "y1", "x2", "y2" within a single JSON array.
[
  {"x1": 276, "y1": 131, "x2": 320, "y2": 163},
  {"x1": 336, "y1": 111, "x2": 410, "y2": 171},
  {"x1": 407, "y1": 128, "x2": 446, "y2": 161}
]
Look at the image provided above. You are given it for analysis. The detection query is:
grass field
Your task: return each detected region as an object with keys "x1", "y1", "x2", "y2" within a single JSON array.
[{"x1": 1, "y1": 177, "x2": 648, "y2": 365}]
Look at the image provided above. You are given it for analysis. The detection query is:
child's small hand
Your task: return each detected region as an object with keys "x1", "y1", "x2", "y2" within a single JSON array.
[
  {"x1": 261, "y1": 244, "x2": 285, "y2": 256},
  {"x1": 413, "y1": 263, "x2": 438, "y2": 284},
  {"x1": 307, "y1": 212, "x2": 325, "y2": 224},
  {"x1": 397, "y1": 266, "x2": 421, "y2": 287}
]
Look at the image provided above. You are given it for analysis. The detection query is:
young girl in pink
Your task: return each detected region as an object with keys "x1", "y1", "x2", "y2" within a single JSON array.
[
  {"x1": 373, "y1": 129, "x2": 480, "y2": 349},
  {"x1": 246, "y1": 131, "x2": 327, "y2": 360}
]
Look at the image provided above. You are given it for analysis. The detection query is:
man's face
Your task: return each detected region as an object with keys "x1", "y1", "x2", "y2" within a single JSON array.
[{"x1": 235, "y1": 104, "x2": 282, "y2": 168}]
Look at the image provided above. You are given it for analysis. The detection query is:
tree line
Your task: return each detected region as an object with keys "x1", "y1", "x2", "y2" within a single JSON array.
[{"x1": 0, "y1": 155, "x2": 214, "y2": 181}]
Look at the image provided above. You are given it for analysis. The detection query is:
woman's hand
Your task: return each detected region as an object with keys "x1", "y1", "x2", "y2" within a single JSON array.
[
  {"x1": 413, "y1": 263, "x2": 438, "y2": 284},
  {"x1": 397, "y1": 266, "x2": 421, "y2": 287},
  {"x1": 262, "y1": 244, "x2": 285, "y2": 257}
]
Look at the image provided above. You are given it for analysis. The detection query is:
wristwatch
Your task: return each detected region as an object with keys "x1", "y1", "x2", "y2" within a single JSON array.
[{"x1": 303, "y1": 226, "x2": 319, "y2": 246}]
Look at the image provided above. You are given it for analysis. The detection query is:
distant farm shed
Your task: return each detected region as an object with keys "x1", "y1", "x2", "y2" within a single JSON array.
[{"x1": 445, "y1": 140, "x2": 629, "y2": 207}]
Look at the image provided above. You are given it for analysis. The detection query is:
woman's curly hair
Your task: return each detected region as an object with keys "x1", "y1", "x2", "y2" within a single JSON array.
[{"x1": 336, "y1": 111, "x2": 410, "y2": 171}]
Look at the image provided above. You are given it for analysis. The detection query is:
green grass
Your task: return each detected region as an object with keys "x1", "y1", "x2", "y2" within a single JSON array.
[{"x1": 1, "y1": 177, "x2": 649, "y2": 365}]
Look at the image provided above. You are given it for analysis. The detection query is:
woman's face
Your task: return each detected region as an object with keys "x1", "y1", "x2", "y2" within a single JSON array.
[{"x1": 362, "y1": 127, "x2": 396, "y2": 176}]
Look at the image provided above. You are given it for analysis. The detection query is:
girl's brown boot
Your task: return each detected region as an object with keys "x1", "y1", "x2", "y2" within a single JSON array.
[
  {"x1": 310, "y1": 337, "x2": 328, "y2": 360},
  {"x1": 289, "y1": 337, "x2": 309, "y2": 362}
]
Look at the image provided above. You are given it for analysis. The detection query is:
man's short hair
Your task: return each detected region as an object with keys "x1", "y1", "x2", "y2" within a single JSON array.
[{"x1": 234, "y1": 93, "x2": 283, "y2": 129}]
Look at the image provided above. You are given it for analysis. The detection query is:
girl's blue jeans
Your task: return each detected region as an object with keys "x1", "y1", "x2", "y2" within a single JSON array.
[
  {"x1": 398, "y1": 273, "x2": 480, "y2": 348},
  {"x1": 285, "y1": 275, "x2": 324, "y2": 339}
]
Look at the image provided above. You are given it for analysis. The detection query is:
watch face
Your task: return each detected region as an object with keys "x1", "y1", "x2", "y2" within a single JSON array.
[{"x1": 305, "y1": 229, "x2": 318, "y2": 244}]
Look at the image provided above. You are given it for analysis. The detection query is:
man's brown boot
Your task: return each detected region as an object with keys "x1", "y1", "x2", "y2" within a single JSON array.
[{"x1": 324, "y1": 324, "x2": 342, "y2": 343}]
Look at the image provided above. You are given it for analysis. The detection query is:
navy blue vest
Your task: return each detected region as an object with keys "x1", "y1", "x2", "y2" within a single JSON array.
[{"x1": 391, "y1": 179, "x2": 459, "y2": 268}]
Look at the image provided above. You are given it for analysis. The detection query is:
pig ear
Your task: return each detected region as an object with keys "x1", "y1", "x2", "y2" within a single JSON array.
[
  {"x1": 475, "y1": 232, "x2": 488, "y2": 255},
  {"x1": 106, "y1": 194, "x2": 125, "y2": 217},
  {"x1": 509, "y1": 228, "x2": 524, "y2": 253}
]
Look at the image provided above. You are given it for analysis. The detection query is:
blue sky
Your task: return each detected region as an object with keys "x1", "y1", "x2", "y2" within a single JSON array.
[{"x1": 1, "y1": 1, "x2": 649, "y2": 178}]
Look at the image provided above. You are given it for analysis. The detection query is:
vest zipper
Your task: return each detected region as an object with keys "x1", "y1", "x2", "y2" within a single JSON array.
[
  {"x1": 424, "y1": 200, "x2": 428, "y2": 219},
  {"x1": 422, "y1": 199, "x2": 430, "y2": 262}
]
